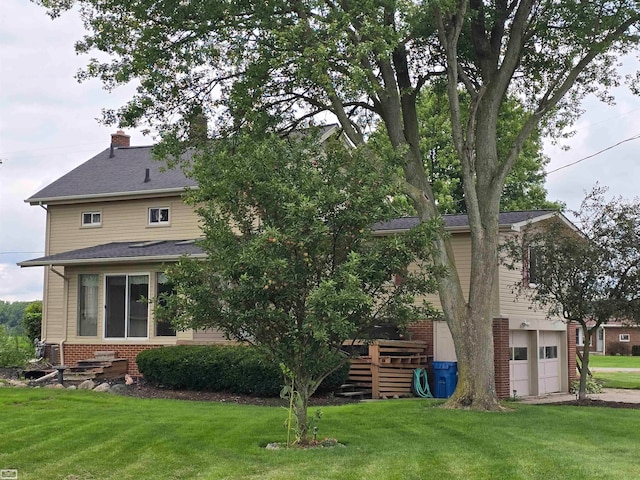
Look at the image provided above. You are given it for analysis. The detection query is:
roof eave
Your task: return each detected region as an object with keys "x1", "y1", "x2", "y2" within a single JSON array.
[
  {"x1": 25, "y1": 186, "x2": 197, "y2": 205},
  {"x1": 18, "y1": 253, "x2": 206, "y2": 268}
]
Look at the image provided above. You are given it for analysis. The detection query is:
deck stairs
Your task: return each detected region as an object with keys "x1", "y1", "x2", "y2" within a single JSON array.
[{"x1": 64, "y1": 351, "x2": 128, "y2": 381}]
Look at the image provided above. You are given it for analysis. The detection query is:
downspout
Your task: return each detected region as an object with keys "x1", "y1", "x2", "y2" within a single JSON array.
[{"x1": 49, "y1": 266, "x2": 68, "y2": 366}]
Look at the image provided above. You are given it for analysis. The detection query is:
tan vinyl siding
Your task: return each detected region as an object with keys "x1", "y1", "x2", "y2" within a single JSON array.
[
  {"x1": 47, "y1": 196, "x2": 202, "y2": 254},
  {"x1": 43, "y1": 269, "x2": 65, "y2": 341},
  {"x1": 193, "y1": 329, "x2": 234, "y2": 343},
  {"x1": 410, "y1": 233, "x2": 473, "y2": 312},
  {"x1": 497, "y1": 232, "x2": 550, "y2": 322}
]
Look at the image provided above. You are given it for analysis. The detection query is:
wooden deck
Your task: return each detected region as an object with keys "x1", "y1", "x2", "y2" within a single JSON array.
[{"x1": 345, "y1": 340, "x2": 429, "y2": 399}]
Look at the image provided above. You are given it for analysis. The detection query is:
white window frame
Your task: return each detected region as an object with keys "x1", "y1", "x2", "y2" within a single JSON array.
[
  {"x1": 81, "y1": 211, "x2": 102, "y2": 227},
  {"x1": 619, "y1": 333, "x2": 631, "y2": 342},
  {"x1": 148, "y1": 206, "x2": 170, "y2": 226}
]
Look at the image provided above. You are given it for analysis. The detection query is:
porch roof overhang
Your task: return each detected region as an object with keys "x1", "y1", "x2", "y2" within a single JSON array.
[{"x1": 18, "y1": 239, "x2": 206, "y2": 267}]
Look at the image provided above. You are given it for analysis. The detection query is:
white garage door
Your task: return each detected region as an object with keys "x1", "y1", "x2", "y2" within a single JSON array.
[
  {"x1": 539, "y1": 331, "x2": 561, "y2": 394},
  {"x1": 509, "y1": 331, "x2": 530, "y2": 397}
]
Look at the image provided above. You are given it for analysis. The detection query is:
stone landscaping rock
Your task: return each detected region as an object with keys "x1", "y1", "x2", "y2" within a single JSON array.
[
  {"x1": 45, "y1": 383, "x2": 66, "y2": 389},
  {"x1": 78, "y1": 380, "x2": 96, "y2": 390},
  {"x1": 93, "y1": 383, "x2": 111, "y2": 393},
  {"x1": 8, "y1": 379, "x2": 28, "y2": 387},
  {"x1": 109, "y1": 384, "x2": 127, "y2": 395},
  {"x1": 67, "y1": 385, "x2": 77, "y2": 390}
]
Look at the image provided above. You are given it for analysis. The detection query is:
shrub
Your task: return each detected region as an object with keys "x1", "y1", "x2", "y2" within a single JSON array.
[
  {"x1": 0, "y1": 326, "x2": 32, "y2": 367},
  {"x1": 570, "y1": 376, "x2": 603, "y2": 394},
  {"x1": 632, "y1": 345, "x2": 640, "y2": 357},
  {"x1": 607, "y1": 342, "x2": 630, "y2": 356},
  {"x1": 136, "y1": 345, "x2": 349, "y2": 397}
]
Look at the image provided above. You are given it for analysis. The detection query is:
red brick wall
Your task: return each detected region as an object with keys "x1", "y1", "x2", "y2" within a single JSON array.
[
  {"x1": 407, "y1": 320, "x2": 434, "y2": 356},
  {"x1": 492, "y1": 317, "x2": 510, "y2": 399},
  {"x1": 606, "y1": 327, "x2": 640, "y2": 355},
  {"x1": 567, "y1": 324, "x2": 577, "y2": 385},
  {"x1": 63, "y1": 344, "x2": 164, "y2": 376}
]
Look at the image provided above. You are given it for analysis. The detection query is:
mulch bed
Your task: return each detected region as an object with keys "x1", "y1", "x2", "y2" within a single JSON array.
[
  {"x1": 552, "y1": 398, "x2": 640, "y2": 409},
  {"x1": 116, "y1": 379, "x2": 359, "y2": 406},
  {"x1": 3, "y1": 368, "x2": 638, "y2": 408}
]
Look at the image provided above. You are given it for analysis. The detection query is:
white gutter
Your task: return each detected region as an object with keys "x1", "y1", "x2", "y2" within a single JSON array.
[{"x1": 26, "y1": 186, "x2": 197, "y2": 206}]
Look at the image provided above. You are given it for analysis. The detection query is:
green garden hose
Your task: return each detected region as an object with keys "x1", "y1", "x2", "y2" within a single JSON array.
[{"x1": 412, "y1": 368, "x2": 433, "y2": 398}]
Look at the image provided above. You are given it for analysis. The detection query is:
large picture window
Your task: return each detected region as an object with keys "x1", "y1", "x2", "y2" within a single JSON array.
[
  {"x1": 156, "y1": 273, "x2": 176, "y2": 336},
  {"x1": 105, "y1": 274, "x2": 149, "y2": 338},
  {"x1": 78, "y1": 274, "x2": 99, "y2": 336}
]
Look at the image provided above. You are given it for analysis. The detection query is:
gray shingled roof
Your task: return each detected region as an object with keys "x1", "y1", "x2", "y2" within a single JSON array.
[
  {"x1": 27, "y1": 146, "x2": 197, "y2": 204},
  {"x1": 19, "y1": 240, "x2": 205, "y2": 267},
  {"x1": 373, "y1": 210, "x2": 560, "y2": 232}
]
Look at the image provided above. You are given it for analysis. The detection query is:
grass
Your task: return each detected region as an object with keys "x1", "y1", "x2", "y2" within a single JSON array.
[
  {"x1": 1, "y1": 389, "x2": 640, "y2": 480},
  {"x1": 593, "y1": 371, "x2": 640, "y2": 389},
  {"x1": 587, "y1": 355, "x2": 640, "y2": 368}
]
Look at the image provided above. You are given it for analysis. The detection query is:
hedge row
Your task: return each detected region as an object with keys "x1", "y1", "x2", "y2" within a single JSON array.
[{"x1": 136, "y1": 345, "x2": 350, "y2": 397}]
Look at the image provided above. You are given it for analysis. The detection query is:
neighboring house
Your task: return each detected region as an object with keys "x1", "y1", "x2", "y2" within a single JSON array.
[
  {"x1": 603, "y1": 323, "x2": 640, "y2": 355},
  {"x1": 575, "y1": 322, "x2": 605, "y2": 355},
  {"x1": 20, "y1": 130, "x2": 576, "y2": 397}
]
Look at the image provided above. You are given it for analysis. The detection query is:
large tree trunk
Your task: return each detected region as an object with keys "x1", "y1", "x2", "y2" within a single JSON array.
[
  {"x1": 446, "y1": 229, "x2": 502, "y2": 410},
  {"x1": 406, "y1": 157, "x2": 502, "y2": 410}
]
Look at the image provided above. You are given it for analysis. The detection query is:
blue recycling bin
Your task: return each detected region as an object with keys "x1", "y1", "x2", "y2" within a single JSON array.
[{"x1": 432, "y1": 361, "x2": 458, "y2": 398}]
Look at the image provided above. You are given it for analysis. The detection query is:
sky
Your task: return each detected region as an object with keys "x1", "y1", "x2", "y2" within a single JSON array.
[{"x1": 0, "y1": 0, "x2": 639, "y2": 302}]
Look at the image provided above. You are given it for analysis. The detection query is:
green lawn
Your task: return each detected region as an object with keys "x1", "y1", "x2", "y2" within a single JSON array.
[
  {"x1": 587, "y1": 355, "x2": 640, "y2": 368},
  {"x1": 1, "y1": 389, "x2": 640, "y2": 480},
  {"x1": 593, "y1": 371, "x2": 640, "y2": 389}
]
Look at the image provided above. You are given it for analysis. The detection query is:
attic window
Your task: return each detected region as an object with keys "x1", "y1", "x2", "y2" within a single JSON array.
[
  {"x1": 149, "y1": 207, "x2": 170, "y2": 225},
  {"x1": 81, "y1": 211, "x2": 101, "y2": 227}
]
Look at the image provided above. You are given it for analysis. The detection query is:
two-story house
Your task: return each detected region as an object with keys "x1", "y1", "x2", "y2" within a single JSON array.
[{"x1": 20, "y1": 129, "x2": 576, "y2": 398}]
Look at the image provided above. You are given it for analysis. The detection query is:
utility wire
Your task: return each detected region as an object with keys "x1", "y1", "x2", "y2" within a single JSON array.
[{"x1": 547, "y1": 133, "x2": 640, "y2": 175}]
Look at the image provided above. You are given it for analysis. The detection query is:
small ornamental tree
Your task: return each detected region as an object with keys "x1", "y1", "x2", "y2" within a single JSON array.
[
  {"x1": 502, "y1": 188, "x2": 640, "y2": 400},
  {"x1": 22, "y1": 301, "x2": 43, "y2": 343},
  {"x1": 158, "y1": 132, "x2": 441, "y2": 445}
]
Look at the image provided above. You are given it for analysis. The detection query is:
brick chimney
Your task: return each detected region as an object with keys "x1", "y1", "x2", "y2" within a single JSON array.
[{"x1": 111, "y1": 130, "x2": 130, "y2": 147}]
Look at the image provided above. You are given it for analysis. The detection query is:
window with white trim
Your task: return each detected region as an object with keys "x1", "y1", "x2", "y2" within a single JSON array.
[
  {"x1": 81, "y1": 211, "x2": 101, "y2": 227},
  {"x1": 149, "y1": 207, "x2": 170, "y2": 225},
  {"x1": 620, "y1": 333, "x2": 631, "y2": 342}
]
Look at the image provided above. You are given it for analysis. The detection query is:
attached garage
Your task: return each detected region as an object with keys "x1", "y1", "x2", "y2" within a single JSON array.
[{"x1": 432, "y1": 320, "x2": 568, "y2": 398}]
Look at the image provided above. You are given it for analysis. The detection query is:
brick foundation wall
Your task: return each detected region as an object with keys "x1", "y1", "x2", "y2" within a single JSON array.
[
  {"x1": 568, "y1": 324, "x2": 577, "y2": 385},
  {"x1": 492, "y1": 317, "x2": 510, "y2": 399},
  {"x1": 63, "y1": 344, "x2": 164, "y2": 376},
  {"x1": 407, "y1": 320, "x2": 434, "y2": 357}
]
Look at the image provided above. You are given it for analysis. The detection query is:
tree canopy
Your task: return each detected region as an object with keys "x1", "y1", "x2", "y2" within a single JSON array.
[
  {"x1": 502, "y1": 187, "x2": 640, "y2": 399},
  {"x1": 38, "y1": 0, "x2": 640, "y2": 409},
  {"x1": 372, "y1": 86, "x2": 562, "y2": 214},
  {"x1": 158, "y1": 132, "x2": 441, "y2": 443}
]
